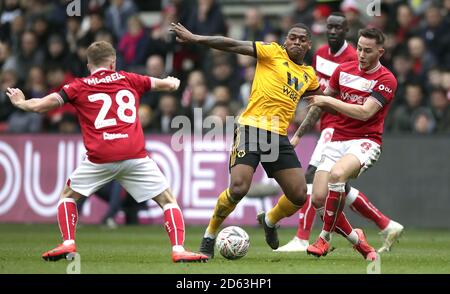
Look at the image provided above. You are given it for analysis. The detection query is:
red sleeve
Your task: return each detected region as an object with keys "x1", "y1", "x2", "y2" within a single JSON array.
[
  {"x1": 59, "y1": 79, "x2": 80, "y2": 103},
  {"x1": 328, "y1": 64, "x2": 341, "y2": 92},
  {"x1": 123, "y1": 71, "x2": 152, "y2": 96},
  {"x1": 370, "y1": 74, "x2": 398, "y2": 107}
]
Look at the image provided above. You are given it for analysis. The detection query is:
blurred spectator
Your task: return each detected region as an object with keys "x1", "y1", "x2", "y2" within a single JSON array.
[
  {"x1": 181, "y1": 69, "x2": 206, "y2": 107},
  {"x1": 311, "y1": 4, "x2": 331, "y2": 48},
  {"x1": 8, "y1": 14, "x2": 25, "y2": 51},
  {"x1": 58, "y1": 113, "x2": 79, "y2": 134},
  {"x1": 204, "y1": 51, "x2": 241, "y2": 99},
  {"x1": 426, "y1": 67, "x2": 442, "y2": 92},
  {"x1": 151, "y1": 93, "x2": 184, "y2": 134},
  {"x1": 430, "y1": 87, "x2": 450, "y2": 134},
  {"x1": 394, "y1": 3, "x2": 418, "y2": 45},
  {"x1": 138, "y1": 104, "x2": 154, "y2": 133},
  {"x1": 105, "y1": 0, "x2": 138, "y2": 40},
  {"x1": 407, "y1": 36, "x2": 436, "y2": 80},
  {"x1": 0, "y1": 0, "x2": 21, "y2": 25},
  {"x1": 24, "y1": 66, "x2": 47, "y2": 98},
  {"x1": 291, "y1": 0, "x2": 315, "y2": 28},
  {"x1": 66, "y1": 17, "x2": 83, "y2": 54},
  {"x1": 32, "y1": 16, "x2": 51, "y2": 52},
  {"x1": 412, "y1": 108, "x2": 436, "y2": 134},
  {"x1": 186, "y1": 0, "x2": 227, "y2": 36},
  {"x1": 206, "y1": 102, "x2": 233, "y2": 134},
  {"x1": 340, "y1": 0, "x2": 365, "y2": 46},
  {"x1": 0, "y1": 0, "x2": 21, "y2": 42},
  {"x1": 419, "y1": 4, "x2": 447, "y2": 61},
  {"x1": 6, "y1": 109, "x2": 42, "y2": 133},
  {"x1": 139, "y1": 4, "x2": 176, "y2": 62},
  {"x1": 0, "y1": 41, "x2": 14, "y2": 71},
  {"x1": 80, "y1": 11, "x2": 106, "y2": 46},
  {"x1": 118, "y1": 14, "x2": 146, "y2": 68},
  {"x1": 141, "y1": 54, "x2": 166, "y2": 108},
  {"x1": 68, "y1": 39, "x2": 90, "y2": 77},
  {"x1": 212, "y1": 85, "x2": 240, "y2": 115},
  {"x1": 242, "y1": 7, "x2": 273, "y2": 42},
  {"x1": 239, "y1": 64, "x2": 255, "y2": 107},
  {"x1": 0, "y1": 69, "x2": 18, "y2": 126},
  {"x1": 44, "y1": 34, "x2": 71, "y2": 71},
  {"x1": 10, "y1": 30, "x2": 45, "y2": 82},
  {"x1": 391, "y1": 53, "x2": 415, "y2": 107},
  {"x1": 391, "y1": 83, "x2": 425, "y2": 133}
]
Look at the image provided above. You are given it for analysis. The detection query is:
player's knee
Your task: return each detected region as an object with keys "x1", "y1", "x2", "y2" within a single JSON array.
[
  {"x1": 229, "y1": 178, "x2": 250, "y2": 200},
  {"x1": 305, "y1": 165, "x2": 317, "y2": 184},
  {"x1": 285, "y1": 184, "x2": 307, "y2": 206},
  {"x1": 329, "y1": 166, "x2": 346, "y2": 183},
  {"x1": 311, "y1": 191, "x2": 326, "y2": 208}
]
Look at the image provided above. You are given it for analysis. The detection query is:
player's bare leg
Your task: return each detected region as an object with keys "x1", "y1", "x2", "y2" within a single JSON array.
[
  {"x1": 200, "y1": 164, "x2": 254, "y2": 258},
  {"x1": 260, "y1": 168, "x2": 307, "y2": 250},
  {"x1": 42, "y1": 185, "x2": 83, "y2": 261},
  {"x1": 153, "y1": 189, "x2": 208, "y2": 263}
]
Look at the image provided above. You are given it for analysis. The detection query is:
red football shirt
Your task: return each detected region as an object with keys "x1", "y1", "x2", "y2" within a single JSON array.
[
  {"x1": 59, "y1": 68, "x2": 152, "y2": 163},
  {"x1": 328, "y1": 61, "x2": 397, "y2": 145},
  {"x1": 312, "y1": 42, "x2": 357, "y2": 130}
]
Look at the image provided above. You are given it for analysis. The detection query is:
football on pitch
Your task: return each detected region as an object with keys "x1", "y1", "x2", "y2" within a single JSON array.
[{"x1": 216, "y1": 226, "x2": 250, "y2": 260}]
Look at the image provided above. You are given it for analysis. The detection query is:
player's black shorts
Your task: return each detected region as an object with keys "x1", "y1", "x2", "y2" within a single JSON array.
[{"x1": 229, "y1": 124, "x2": 302, "y2": 178}]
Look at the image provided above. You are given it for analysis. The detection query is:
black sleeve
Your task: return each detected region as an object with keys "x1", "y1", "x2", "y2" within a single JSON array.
[
  {"x1": 253, "y1": 42, "x2": 257, "y2": 58},
  {"x1": 371, "y1": 91, "x2": 388, "y2": 107},
  {"x1": 59, "y1": 89, "x2": 69, "y2": 103}
]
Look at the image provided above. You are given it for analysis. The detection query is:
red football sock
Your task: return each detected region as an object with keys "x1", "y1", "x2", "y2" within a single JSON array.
[
  {"x1": 334, "y1": 212, "x2": 354, "y2": 236},
  {"x1": 163, "y1": 204, "x2": 185, "y2": 247},
  {"x1": 296, "y1": 194, "x2": 316, "y2": 240},
  {"x1": 57, "y1": 198, "x2": 78, "y2": 242},
  {"x1": 350, "y1": 191, "x2": 390, "y2": 230},
  {"x1": 323, "y1": 183, "x2": 346, "y2": 233}
]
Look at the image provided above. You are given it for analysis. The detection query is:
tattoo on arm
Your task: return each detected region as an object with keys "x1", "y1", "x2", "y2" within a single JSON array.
[
  {"x1": 294, "y1": 106, "x2": 323, "y2": 138},
  {"x1": 324, "y1": 86, "x2": 338, "y2": 97},
  {"x1": 197, "y1": 36, "x2": 254, "y2": 56}
]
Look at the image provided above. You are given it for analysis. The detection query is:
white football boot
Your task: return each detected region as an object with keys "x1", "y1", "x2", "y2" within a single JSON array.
[
  {"x1": 378, "y1": 220, "x2": 404, "y2": 253},
  {"x1": 273, "y1": 236, "x2": 309, "y2": 252}
]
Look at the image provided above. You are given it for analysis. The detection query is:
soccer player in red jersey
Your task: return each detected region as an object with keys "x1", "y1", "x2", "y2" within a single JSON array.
[
  {"x1": 292, "y1": 27, "x2": 400, "y2": 260},
  {"x1": 277, "y1": 14, "x2": 403, "y2": 253},
  {"x1": 6, "y1": 41, "x2": 208, "y2": 263}
]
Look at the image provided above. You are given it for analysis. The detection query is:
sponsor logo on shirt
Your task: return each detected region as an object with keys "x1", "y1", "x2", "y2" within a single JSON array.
[
  {"x1": 103, "y1": 132, "x2": 129, "y2": 140},
  {"x1": 377, "y1": 84, "x2": 392, "y2": 93}
]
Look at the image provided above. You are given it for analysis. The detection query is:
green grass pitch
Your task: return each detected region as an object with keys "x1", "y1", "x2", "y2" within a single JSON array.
[{"x1": 0, "y1": 224, "x2": 449, "y2": 274}]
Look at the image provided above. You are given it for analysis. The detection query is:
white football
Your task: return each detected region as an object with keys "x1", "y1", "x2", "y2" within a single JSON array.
[{"x1": 216, "y1": 226, "x2": 250, "y2": 260}]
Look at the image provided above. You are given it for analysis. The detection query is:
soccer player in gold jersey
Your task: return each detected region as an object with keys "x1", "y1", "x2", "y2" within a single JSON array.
[{"x1": 171, "y1": 22, "x2": 323, "y2": 259}]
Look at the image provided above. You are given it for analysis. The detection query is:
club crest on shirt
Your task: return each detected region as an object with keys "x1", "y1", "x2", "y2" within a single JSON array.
[{"x1": 361, "y1": 80, "x2": 374, "y2": 92}]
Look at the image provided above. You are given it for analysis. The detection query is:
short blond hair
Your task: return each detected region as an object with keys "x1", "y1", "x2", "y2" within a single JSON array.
[{"x1": 86, "y1": 41, "x2": 116, "y2": 66}]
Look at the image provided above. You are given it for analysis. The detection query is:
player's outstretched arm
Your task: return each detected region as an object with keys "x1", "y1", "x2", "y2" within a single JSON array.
[
  {"x1": 290, "y1": 87, "x2": 332, "y2": 146},
  {"x1": 291, "y1": 105, "x2": 323, "y2": 147},
  {"x1": 152, "y1": 76, "x2": 180, "y2": 92},
  {"x1": 6, "y1": 88, "x2": 62, "y2": 113},
  {"x1": 170, "y1": 22, "x2": 254, "y2": 56},
  {"x1": 306, "y1": 95, "x2": 381, "y2": 121}
]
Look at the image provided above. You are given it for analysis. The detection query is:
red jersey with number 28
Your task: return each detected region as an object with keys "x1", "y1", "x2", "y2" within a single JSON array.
[
  {"x1": 313, "y1": 42, "x2": 357, "y2": 130},
  {"x1": 328, "y1": 61, "x2": 397, "y2": 145},
  {"x1": 59, "y1": 69, "x2": 152, "y2": 163}
]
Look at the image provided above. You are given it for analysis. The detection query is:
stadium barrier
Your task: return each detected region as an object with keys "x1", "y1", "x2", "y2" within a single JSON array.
[{"x1": 0, "y1": 135, "x2": 448, "y2": 228}]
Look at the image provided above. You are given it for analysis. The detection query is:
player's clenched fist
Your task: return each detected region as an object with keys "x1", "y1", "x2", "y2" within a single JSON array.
[{"x1": 164, "y1": 76, "x2": 180, "y2": 91}]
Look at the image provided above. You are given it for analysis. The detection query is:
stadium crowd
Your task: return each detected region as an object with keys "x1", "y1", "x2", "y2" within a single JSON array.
[{"x1": 0, "y1": 0, "x2": 449, "y2": 136}]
